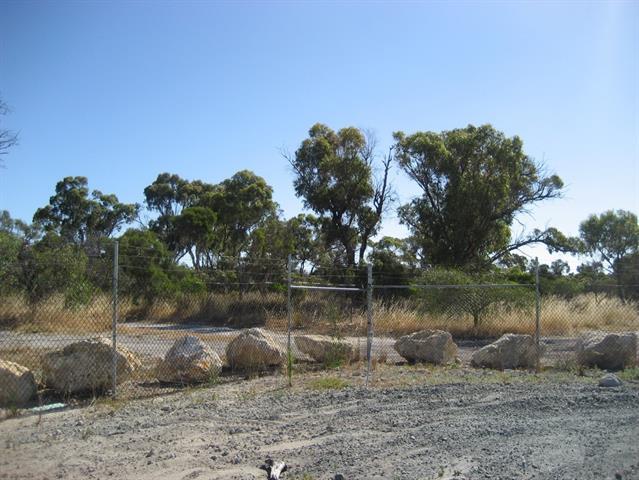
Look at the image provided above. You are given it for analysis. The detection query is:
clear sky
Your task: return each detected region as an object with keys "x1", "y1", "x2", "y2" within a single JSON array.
[{"x1": 1, "y1": 0, "x2": 638, "y2": 268}]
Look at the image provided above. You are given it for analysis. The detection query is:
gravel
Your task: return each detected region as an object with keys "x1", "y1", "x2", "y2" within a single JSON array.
[{"x1": 0, "y1": 369, "x2": 638, "y2": 480}]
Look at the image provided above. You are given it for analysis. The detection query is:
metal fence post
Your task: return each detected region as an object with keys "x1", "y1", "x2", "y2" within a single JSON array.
[
  {"x1": 365, "y1": 263, "x2": 373, "y2": 387},
  {"x1": 534, "y1": 257, "x2": 541, "y2": 372},
  {"x1": 287, "y1": 254, "x2": 293, "y2": 387},
  {"x1": 111, "y1": 240, "x2": 119, "y2": 398}
]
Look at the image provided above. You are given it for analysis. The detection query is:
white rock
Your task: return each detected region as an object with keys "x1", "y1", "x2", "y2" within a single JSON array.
[
  {"x1": 295, "y1": 335, "x2": 359, "y2": 363},
  {"x1": 42, "y1": 337, "x2": 141, "y2": 394},
  {"x1": 394, "y1": 330, "x2": 458, "y2": 365},
  {"x1": 577, "y1": 332, "x2": 637, "y2": 370},
  {"x1": 156, "y1": 336, "x2": 222, "y2": 384},
  {"x1": 0, "y1": 359, "x2": 37, "y2": 406},
  {"x1": 226, "y1": 328, "x2": 287, "y2": 369},
  {"x1": 471, "y1": 334, "x2": 538, "y2": 369}
]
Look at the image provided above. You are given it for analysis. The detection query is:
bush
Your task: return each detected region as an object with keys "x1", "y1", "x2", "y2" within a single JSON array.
[{"x1": 415, "y1": 268, "x2": 534, "y2": 329}]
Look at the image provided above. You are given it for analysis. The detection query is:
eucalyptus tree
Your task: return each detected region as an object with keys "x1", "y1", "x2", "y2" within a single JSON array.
[
  {"x1": 33, "y1": 176, "x2": 138, "y2": 252},
  {"x1": 289, "y1": 123, "x2": 392, "y2": 267},
  {"x1": 394, "y1": 124, "x2": 566, "y2": 270}
]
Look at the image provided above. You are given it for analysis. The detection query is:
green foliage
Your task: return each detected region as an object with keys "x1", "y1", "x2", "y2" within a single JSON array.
[
  {"x1": 1, "y1": 211, "x2": 95, "y2": 301},
  {"x1": 416, "y1": 268, "x2": 534, "y2": 329},
  {"x1": 322, "y1": 344, "x2": 351, "y2": 369},
  {"x1": 209, "y1": 170, "x2": 276, "y2": 254},
  {"x1": 33, "y1": 176, "x2": 139, "y2": 250},
  {"x1": 367, "y1": 236, "x2": 419, "y2": 300},
  {"x1": 118, "y1": 229, "x2": 204, "y2": 302},
  {"x1": 579, "y1": 210, "x2": 638, "y2": 272},
  {"x1": 618, "y1": 367, "x2": 639, "y2": 381},
  {"x1": 64, "y1": 279, "x2": 95, "y2": 308},
  {"x1": 22, "y1": 234, "x2": 89, "y2": 302},
  {"x1": 144, "y1": 173, "x2": 210, "y2": 254},
  {"x1": 290, "y1": 123, "x2": 391, "y2": 266},
  {"x1": 143, "y1": 172, "x2": 193, "y2": 218},
  {"x1": 310, "y1": 376, "x2": 349, "y2": 390},
  {"x1": 578, "y1": 210, "x2": 639, "y2": 299},
  {"x1": 616, "y1": 253, "x2": 639, "y2": 299},
  {"x1": 144, "y1": 170, "x2": 275, "y2": 269},
  {"x1": 0, "y1": 230, "x2": 21, "y2": 292},
  {"x1": 394, "y1": 124, "x2": 564, "y2": 269},
  {"x1": 173, "y1": 206, "x2": 217, "y2": 269}
]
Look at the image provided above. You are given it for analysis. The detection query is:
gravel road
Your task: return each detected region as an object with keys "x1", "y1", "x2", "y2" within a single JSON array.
[{"x1": 1, "y1": 368, "x2": 638, "y2": 480}]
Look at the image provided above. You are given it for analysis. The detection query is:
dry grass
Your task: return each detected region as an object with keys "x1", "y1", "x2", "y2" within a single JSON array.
[
  {"x1": 0, "y1": 291, "x2": 288, "y2": 334},
  {"x1": 1, "y1": 292, "x2": 637, "y2": 339},
  {"x1": 371, "y1": 294, "x2": 639, "y2": 338},
  {"x1": 539, "y1": 294, "x2": 639, "y2": 335},
  {"x1": 0, "y1": 294, "x2": 112, "y2": 333}
]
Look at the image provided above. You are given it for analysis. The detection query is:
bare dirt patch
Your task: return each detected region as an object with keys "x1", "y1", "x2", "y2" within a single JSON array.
[{"x1": 1, "y1": 367, "x2": 638, "y2": 480}]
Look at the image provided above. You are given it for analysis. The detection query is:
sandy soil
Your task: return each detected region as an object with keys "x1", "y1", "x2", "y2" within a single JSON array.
[{"x1": 1, "y1": 366, "x2": 638, "y2": 480}]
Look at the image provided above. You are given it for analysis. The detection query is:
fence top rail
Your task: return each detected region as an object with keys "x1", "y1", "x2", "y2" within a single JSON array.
[
  {"x1": 373, "y1": 283, "x2": 535, "y2": 290},
  {"x1": 290, "y1": 284, "x2": 365, "y2": 292}
]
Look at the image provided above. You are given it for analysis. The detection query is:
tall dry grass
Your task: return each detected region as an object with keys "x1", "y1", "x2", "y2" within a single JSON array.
[
  {"x1": 371, "y1": 293, "x2": 639, "y2": 338},
  {"x1": 0, "y1": 294, "x2": 113, "y2": 333},
  {"x1": 0, "y1": 291, "x2": 288, "y2": 333},
  {"x1": 539, "y1": 294, "x2": 639, "y2": 335},
  {"x1": 1, "y1": 292, "x2": 637, "y2": 338}
]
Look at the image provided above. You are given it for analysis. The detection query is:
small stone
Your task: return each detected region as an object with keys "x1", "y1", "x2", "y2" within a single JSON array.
[{"x1": 599, "y1": 374, "x2": 622, "y2": 388}]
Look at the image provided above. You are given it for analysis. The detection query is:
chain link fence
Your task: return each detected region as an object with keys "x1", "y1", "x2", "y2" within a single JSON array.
[{"x1": 1, "y1": 247, "x2": 638, "y2": 410}]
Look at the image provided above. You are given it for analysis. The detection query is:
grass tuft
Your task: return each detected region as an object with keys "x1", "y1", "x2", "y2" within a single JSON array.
[
  {"x1": 618, "y1": 367, "x2": 639, "y2": 381},
  {"x1": 310, "y1": 377, "x2": 349, "y2": 390}
]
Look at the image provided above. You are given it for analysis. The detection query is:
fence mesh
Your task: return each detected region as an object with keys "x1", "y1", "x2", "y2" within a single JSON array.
[
  {"x1": 1, "y1": 251, "x2": 638, "y2": 410},
  {"x1": 289, "y1": 284, "x2": 368, "y2": 382},
  {"x1": 372, "y1": 283, "x2": 538, "y2": 366}
]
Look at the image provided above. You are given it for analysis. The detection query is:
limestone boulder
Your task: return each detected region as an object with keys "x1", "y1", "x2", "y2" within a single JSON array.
[
  {"x1": 471, "y1": 334, "x2": 538, "y2": 369},
  {"x1": 156, "y1": 336, "x2": 222, "y2": 384},
  {"x1": 226, "y1": 328, "x2": 286, "y2": 370},
  {"x1": 0, "y1": 360, "x2": 37, "y2": 406},
  {"x1": 295, "y1": 335, "x2": 359, "y2": 364},
  {"x1": 394, "y1": 330, "x2": 458, "y2": 365},
  {"x1": 577, "y1": 332, "x2": 637, "y2": 370},
  {"x1": 42, "y1": 337, "x2": 141, "y2": 394}
]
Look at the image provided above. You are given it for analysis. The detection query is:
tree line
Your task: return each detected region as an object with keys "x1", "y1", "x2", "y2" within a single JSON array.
[{"x1": 1, "y1": 121, "x2": 638, "y2": 303}]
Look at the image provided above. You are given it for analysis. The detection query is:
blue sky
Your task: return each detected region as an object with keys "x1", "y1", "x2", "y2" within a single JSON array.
[{"x1": 1, "y1": 1, "x2": 638, "y2": 267}]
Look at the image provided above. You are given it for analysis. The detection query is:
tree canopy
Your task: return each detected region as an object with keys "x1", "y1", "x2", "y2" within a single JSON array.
[
  {"x1": 394, "y1": 124, "x2": 565, "y2": 269},
  {"x1": 579, "y1": 210, "x2": 639, "y2": 285},
  {"x1": 5, "y1": 121, "x2": 638, "y2": 305},
  {"x1": 143, "y1": 170, "x2": 275, "y2": 269},
  {"x1": 33, "y1": 176, "x2": 139, "y2": 252},
  {"x1": 289, "y1": 123, "x2": 392, "y2": 267}
]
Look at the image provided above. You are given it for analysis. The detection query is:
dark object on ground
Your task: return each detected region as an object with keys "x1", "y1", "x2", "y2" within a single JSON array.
[
  {"x1": 599, "y1": 373, "x2": 623, "y2": 388},
  {"x1": 260, "y1": 457, "x2": 288, "y2": 480}
]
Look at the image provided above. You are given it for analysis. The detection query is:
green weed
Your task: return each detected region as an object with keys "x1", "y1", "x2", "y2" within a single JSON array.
[{"x1": 310, "y1": 377, "x2": 349, "y2": 390}]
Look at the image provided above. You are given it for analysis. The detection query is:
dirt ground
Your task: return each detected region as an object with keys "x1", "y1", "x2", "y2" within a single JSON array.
[{"x1": 1, "y1": 366, "x2": 638, "y2": 480}]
